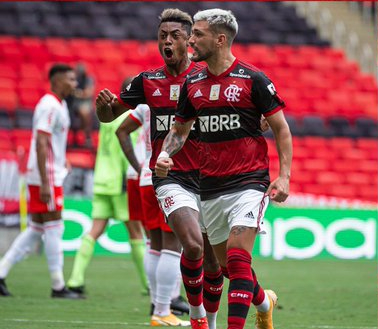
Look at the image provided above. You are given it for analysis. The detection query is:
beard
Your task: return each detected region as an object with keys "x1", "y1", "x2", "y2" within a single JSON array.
[{"x1": 191, "y1": 49, "x2": 212, "y2": 62}]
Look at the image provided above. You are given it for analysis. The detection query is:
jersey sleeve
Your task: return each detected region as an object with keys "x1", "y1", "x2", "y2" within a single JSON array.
[
  {"x1": 251, "y1": 72, "x2": 285, "y2": 117},
  {"x1": 129, "y1": 104, "x2": 145, "y2": 126},
  {"x1": 175, "y1": 80, "x2": 197, "y2": 123},
  {"x1": 119, "y1": 73, "x2": 146, "y2": 109},
  {"x1": 35, "y1": 102, "x2": 58, "y2": 135}
]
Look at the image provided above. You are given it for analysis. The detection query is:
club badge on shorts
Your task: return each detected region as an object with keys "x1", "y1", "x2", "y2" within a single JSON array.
[
  {"x1": 209, "y1": 84, "x2": 220, "y2": 100},
  {"x1": 170, "y1": 85, "x2": 180, "y2": 101}
]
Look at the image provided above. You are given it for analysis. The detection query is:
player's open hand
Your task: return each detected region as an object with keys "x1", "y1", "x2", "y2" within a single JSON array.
[
  {"x1": 96, "y1": 89, "x2": 117, "y2": 111},
  {"x1": 155, "y1": 156, "x2": 174, "y2": 177},
  {"x1": 266, "y1": 175, "x2": 289, "y2": 202}
]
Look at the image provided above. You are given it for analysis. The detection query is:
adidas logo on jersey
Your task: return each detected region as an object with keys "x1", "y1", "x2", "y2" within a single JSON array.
[
  {"x1": 194, "y1": 89, "x2": 203, "y2": 98},
  {"x1": 153, "y1": 89, "x2": 162, "y2": 96},
  {"x1": 244, "y1": 211, "x2": 255, "y2": 219}
]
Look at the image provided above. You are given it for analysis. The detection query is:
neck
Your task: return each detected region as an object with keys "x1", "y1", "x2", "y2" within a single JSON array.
[
  {"x1": 166, "y1": 56, "x2": 191, "y2": 77},
  {"x1": 206, "y1": 49, "x2": 235, "y2": 76},
  {"x1": 51, "y1": 88, "x2": 64, "y2": 100}
]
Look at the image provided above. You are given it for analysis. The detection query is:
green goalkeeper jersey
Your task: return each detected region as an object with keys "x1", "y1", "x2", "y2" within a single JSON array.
[{"x1": 93, "y1": 111, "x2": 130, "y2": 195}]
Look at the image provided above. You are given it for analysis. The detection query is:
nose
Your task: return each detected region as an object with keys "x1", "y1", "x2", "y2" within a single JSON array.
[
  {"x1": 165, "y1": 35, "x2": 173, "y2": 45},
  {"x1": 188, "y1": 34, "x2": 195, "y2": 46}
]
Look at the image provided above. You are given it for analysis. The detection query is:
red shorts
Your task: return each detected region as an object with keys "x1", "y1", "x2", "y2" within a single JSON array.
[
  {"x1": 140, "y1": 185, "x2": 172, "y2": 232},
  {"x1": 28, "y1": 185, "x2": 63, "y2": 213},
  {"x1": 127, "y1": 179, "x2": 145, "y2": 222}
]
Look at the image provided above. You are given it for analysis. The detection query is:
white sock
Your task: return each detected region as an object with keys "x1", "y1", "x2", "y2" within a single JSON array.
[
  {"x1": 207, "y1": 311, "x2": 217, "y2": 329},
  {"x1": 0, "y1": 222, "x2": 43, "y2": 278},
  {"x1": 146, "y1": 249, "x2": 160, "y2": 306},
  {"x1": 190, "y1": 305, "x2": 207, "y2": 320},
  {"x1": 43, "y1": 220, "x2": 65, "y2": 290},
  {"x1": 255, "y1": 291, "x2": 271, "y2": 312},
  {"x1": 171, "y1": 270, "x2": 182, "y2": 299},
  {"x1": 154, "y1": 249, "x2": 181, "y2": 317}
]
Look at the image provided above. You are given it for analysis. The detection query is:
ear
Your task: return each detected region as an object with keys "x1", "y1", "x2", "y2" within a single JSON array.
[{"x1": 216, "y1": 34, "x2": 227, "y2": 48}]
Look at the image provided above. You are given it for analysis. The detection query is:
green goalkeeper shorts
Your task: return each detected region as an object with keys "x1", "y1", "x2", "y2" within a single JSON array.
[{"x1": 91, "y1": 193, "x2": 129, "y2": 221}]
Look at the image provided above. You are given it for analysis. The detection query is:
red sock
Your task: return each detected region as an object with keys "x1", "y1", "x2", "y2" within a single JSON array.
[
  {"x1": 180, "y1": 253, "x2": 203, "y2": 307},
  {"x1": 203, "y1": 268, "x2": 223, "y2": 313},
  {"x1": 227, "y1": 248, "x2": 253, "y2": 329},
  {"x1": 251, "y1": 267, "x2": 265, "y2": 306}
]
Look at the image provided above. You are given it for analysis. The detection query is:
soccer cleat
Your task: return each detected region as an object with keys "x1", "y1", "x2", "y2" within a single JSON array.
[
  {"x1": 51, "y1": 287, "x2": 85, "y2": 299},
  {"x1": 68, "y1": 285, "x2": 85, "y2": 295},
  {"x1": 190, "y1": 317, "x2": 209, "y2": 329},
  {"x1": 0, "y1": 278, "x2": 11, "y2": 296},
  {"x1": 255, "y1": 289, "x2": 278, "y2": 329},
  {"x1": 150, "y1": 313, "x2": 191, "y2": 327},
  {"x1": 171, "y1": 295, "x2": 189, "y2": 315}
]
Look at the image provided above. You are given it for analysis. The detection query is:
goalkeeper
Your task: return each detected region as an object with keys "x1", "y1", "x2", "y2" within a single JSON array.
[{"x1": 67, "y1": 111, "x2": 148, "y2": 295}]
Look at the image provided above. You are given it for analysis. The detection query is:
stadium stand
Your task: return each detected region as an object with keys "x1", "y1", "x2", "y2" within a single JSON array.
[{"x1": 0, "y1": 1, "x2": 376, "y2": 221}]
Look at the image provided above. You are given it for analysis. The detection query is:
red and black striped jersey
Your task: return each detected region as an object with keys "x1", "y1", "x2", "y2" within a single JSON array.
[
  {"x1": 119, "y1": 62, "x2": 202, "y2": 193},
  {"x1": 175, "y1": 59, "x2": 285, "y2": 200}
]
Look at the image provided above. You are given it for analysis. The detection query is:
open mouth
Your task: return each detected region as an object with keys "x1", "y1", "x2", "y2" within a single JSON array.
[{"x1": 164, "y1": 48, "x2": 173, "y2": 59}]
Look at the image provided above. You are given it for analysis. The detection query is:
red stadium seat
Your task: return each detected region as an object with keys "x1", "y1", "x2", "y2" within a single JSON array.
[{"x1": 66, "y1": 149, "x2": 95, "y2": 169}]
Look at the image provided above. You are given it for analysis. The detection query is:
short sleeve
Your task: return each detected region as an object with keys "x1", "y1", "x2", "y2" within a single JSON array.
[
  {"x1": 119, "y1": 73, "x2": 146, "y2": 109},
  {"x1": 251, "y1": 72, "x2": 285, "y2": 117},
  {"x1": 175, "y1": 80, "x2": 197, "y2": 123},
  {"x1": 35, "y1": 103, "x2": 58, "y2": 135}
]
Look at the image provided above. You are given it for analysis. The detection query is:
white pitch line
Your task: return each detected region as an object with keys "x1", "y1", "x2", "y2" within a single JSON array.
[
  {"x1": 3, "y1": 318, "x2": 150, "y2": 326},
  {"x1": 2, "y1": 319, "x2": 377, "y2": 329}
]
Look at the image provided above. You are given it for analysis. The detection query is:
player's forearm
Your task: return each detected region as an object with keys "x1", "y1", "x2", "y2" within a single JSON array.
[
  {"x1": 162, "y1": 122, "x2": 191, "y2": 157},
  {"x1": 36, "y1": 136, "x2": 49, "y2": 184},
  {"x1": 116, "y1": 130, "x2": 141, "y2": 174},
  {"x1": 274, "y1": 126, "x2": 292, "y2": 179}
]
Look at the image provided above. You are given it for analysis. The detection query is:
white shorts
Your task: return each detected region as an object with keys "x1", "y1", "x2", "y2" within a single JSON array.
[
  {"x1": 155, "y1": 183, "x2": 205, "y2": 232},
  {"x1": 201, "y1": 189, "x2": 269, "y2": 245}
]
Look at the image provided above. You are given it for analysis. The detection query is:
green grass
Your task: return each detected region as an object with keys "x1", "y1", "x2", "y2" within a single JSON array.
[{"x1": 0, "y1": 256, "x2": 376, "y2": 329}]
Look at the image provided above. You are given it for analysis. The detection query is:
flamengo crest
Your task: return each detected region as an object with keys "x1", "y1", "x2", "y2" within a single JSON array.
[{"x1": 224, "y1": 84, "x2": 242, "y2": 102}]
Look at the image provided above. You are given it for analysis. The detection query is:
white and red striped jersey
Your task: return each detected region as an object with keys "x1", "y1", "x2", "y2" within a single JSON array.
[{"x1": 26, "y1": 92, "x2": 70, "y2": 187}]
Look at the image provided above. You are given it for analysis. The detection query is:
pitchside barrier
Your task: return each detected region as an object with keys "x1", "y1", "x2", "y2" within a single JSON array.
[{"x1": 62, "y1": 197, "x2": 377, "y2": 260}]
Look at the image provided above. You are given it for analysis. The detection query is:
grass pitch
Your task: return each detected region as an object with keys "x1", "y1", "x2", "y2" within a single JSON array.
[{"x1": 0, "y1": 256, "x2": 376, "y2": 329}]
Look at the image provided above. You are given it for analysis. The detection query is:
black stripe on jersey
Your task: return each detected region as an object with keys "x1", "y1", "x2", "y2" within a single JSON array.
[
  {"x1": 150, "y1": 107, "x2": 198, "y2": 142},
  {"x1": 152, "y1": 170, "x2": 199, "y2": 194},
  {"x1": 200, "y1": 170, "x2": 269, "y2": 200},
  {"x1": 196, "y1": 106, "x2": 262, "y2": 143}
]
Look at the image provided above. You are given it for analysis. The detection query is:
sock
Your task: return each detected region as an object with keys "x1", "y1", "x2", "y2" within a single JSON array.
[
  {"x1": 145, "y1": 249, "x2": 160, "y2": 307},
  {"x1": 204, "y1": 269, "x2": 223, "y2": 329},
  {"x1": 251, "y1": 268, "x2": 268, "y2": 311},
  {"x1": 171, "y1": 270, "x2": 182, "y2": 300},
  {"x1": 44, "y1": 220, "x2": 65, "y2": 291},
  {"x1": 180, "y1": 253, "x2": 206, "y2": 319},
  {"x1": 130, "y1": 239, "x2": 148, "y2": 293},
  {"x1": 0, "y1": 221, "x2": 43, "y2": 278},
  {"x1": 144, "y1": 239, "x2": 151, "y2": 292},
  {"x1": 227, "y1": 248, "x2": 254, "y2": 329},
  {"x1": 154, "y1": 249, "x2": 181, "y2": 317},
  {"x1": 67, "y1": 234, "x2": 95, "y2": 288}
]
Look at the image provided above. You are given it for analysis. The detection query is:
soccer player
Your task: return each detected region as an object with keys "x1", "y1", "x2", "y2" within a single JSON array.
[
  {"x1": 67, "y1": 110, "x2": 148, "y2": 296},
  {"x1": 96, "y1": 9, "x2": 223, "y2": 329},
  {"x1": 0, "y1": 64, "x2": 81, "y2": 299},
  {"x1": 116, "y1": 98, "x2": 190, "y2": 317},
  {"x1": 155, "y1": 8, "x2": 293, "y2": 329}
]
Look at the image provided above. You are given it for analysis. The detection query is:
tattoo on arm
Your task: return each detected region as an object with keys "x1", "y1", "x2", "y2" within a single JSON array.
[
  {"x1": 230, "y1": 226, "x2": 248, "y2": 236},
  {"x1": 163, "y1": 121, "x2": 192, "y2": 157}
]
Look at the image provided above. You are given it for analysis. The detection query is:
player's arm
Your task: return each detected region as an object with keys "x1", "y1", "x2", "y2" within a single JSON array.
[
  {"x1": 96, "y1": 89, "x2": 128, "y2": 123},
  {"x1": 155, "y1": 119, "x2": 194, "y2": 177},
  {"x1": 116, "y1": 116, "x2": 141, "y2": 175},
  {"x1": 36, "y1": 131, "x2": 51, "y2": 203},
  {"x1": 265, "y1": 111, "x2": 292, "y2": 202}
]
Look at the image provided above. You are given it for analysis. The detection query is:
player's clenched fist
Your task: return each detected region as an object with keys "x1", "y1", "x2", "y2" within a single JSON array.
[{"x1": 155, "y1": 151, "x2": 174, "y2": 177}]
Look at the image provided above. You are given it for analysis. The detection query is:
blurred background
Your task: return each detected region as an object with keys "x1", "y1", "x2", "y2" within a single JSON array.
[{"x1": 0, "y1": 1, "x2": 376, "y2": 260}]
